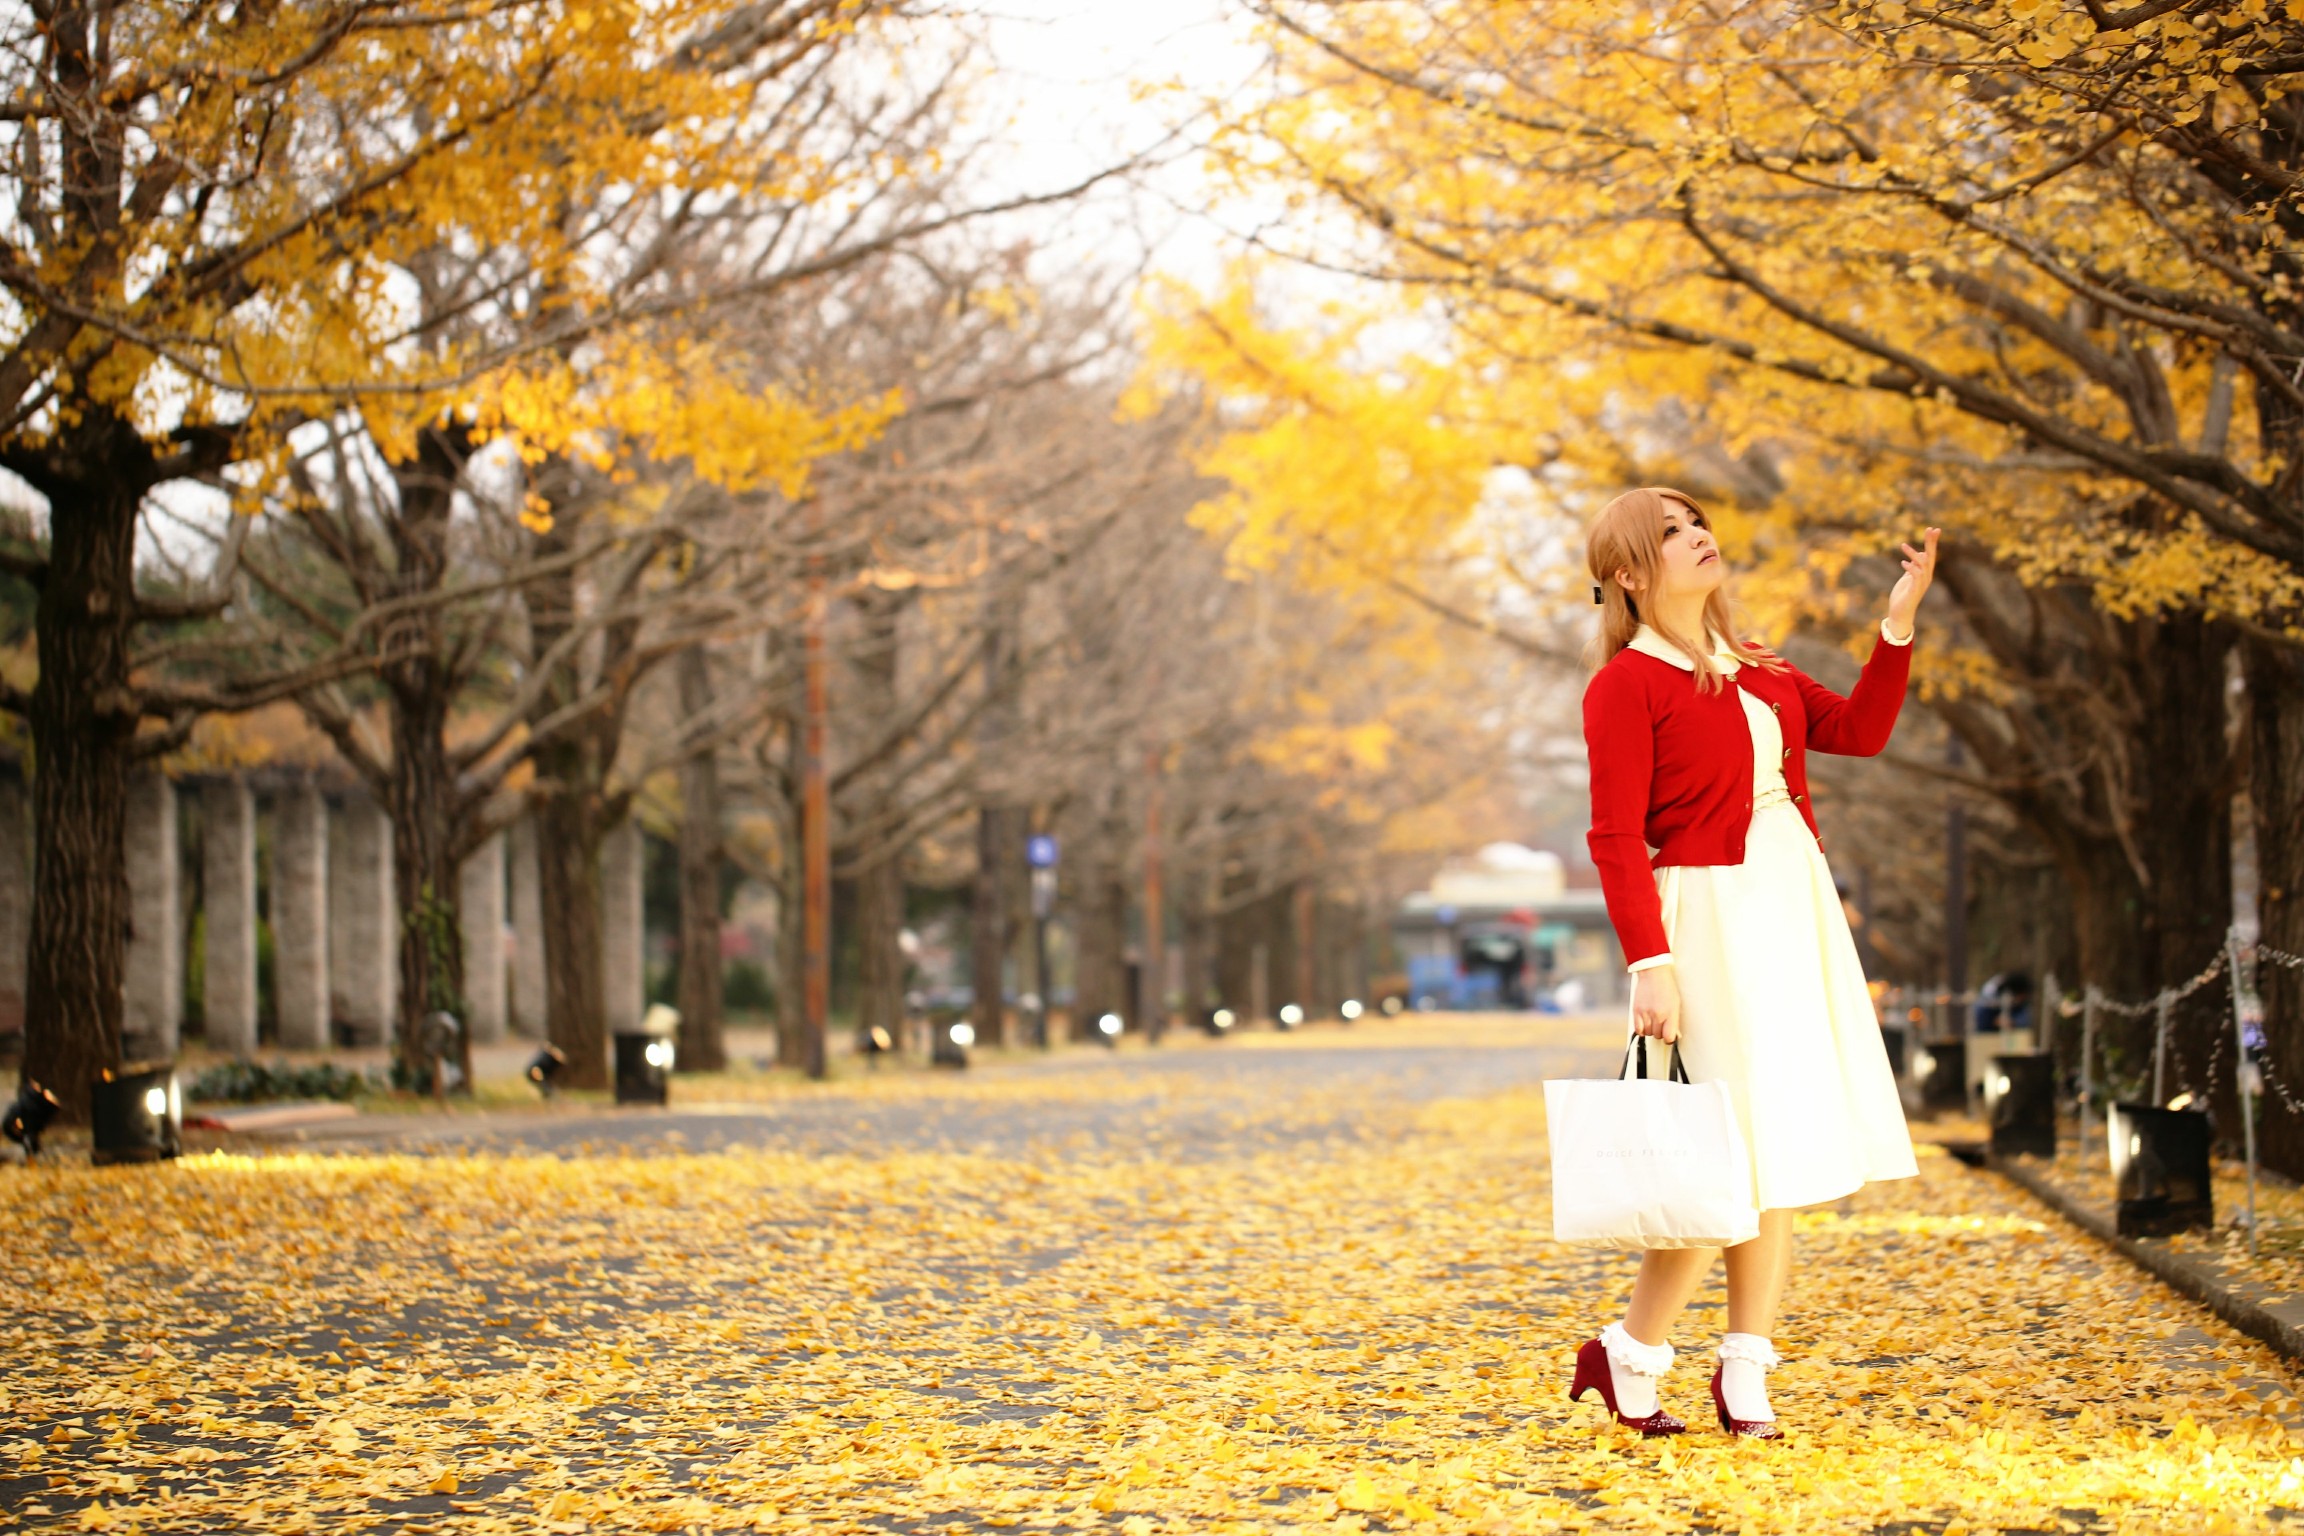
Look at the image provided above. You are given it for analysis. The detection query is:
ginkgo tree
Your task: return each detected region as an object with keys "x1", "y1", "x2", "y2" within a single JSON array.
[
  {"x1": 1151, "y1": 0, "x2": 2304, "y2": 1150},
  {"x1": 0, "y1": 0, "x2": 932, "y2": 1116}
]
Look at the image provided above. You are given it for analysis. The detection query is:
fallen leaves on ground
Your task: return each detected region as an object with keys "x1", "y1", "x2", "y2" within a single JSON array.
[{"x1": 5, "y1": 1023, "x2": 2302, "y2": 1534}]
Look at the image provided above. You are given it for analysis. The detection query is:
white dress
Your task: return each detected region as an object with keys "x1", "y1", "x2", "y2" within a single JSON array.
[{"x1": 1629, "y1": 632, "x2": 1918, "y2": 1211}]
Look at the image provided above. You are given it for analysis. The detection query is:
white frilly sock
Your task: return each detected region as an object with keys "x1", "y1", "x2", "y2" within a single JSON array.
[
  {"x1": 1599, "y1": 1321, "x2": 1675, "y2": 1417},
  {"x1": 1717, "y1": 1333, "x2": 1780, "y2": 1422}
]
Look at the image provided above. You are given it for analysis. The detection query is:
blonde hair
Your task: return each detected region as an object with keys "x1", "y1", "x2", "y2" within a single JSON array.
[{"x1": 1584, "y1": 486, "x2": 1781, "y2": 693}]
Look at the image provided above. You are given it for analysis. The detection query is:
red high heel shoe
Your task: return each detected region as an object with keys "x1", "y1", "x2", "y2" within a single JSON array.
[
  {"x1": 1709, "y1": 1365, "x2": 1784, "y2": 1440},
  {"x1": 1568, "y1": 1338, "x2": 1685, "y2": 1436}
]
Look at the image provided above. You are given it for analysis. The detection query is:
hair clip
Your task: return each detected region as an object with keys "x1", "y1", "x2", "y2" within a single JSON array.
[{"x1": 1592, "y1": 583, "x2": 1605, "y2": 605}]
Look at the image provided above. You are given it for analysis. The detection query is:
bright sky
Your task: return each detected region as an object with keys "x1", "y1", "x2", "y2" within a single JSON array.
[{"x1": 969, "y1": 0, "x2": 1269, "y2": 287}]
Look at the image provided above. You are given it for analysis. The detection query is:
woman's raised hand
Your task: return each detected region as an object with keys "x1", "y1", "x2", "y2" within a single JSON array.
[
  {"x1": 1885, "y1": 526, "x2": 1941, "y2": 641},
  {"x1": 1630, "y1": 964, "x2": 1682, "y2": 1043}
]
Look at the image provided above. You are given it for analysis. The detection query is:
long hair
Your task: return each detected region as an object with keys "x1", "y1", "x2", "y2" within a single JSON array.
[{"x1": 1584, "y1": 486, "x2": 1782, "y2": 693}]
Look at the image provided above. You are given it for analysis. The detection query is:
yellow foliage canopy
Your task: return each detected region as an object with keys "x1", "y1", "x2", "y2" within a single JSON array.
[{"x1": 1146, "y1": 0, "x2": 2304, "y2": 646}]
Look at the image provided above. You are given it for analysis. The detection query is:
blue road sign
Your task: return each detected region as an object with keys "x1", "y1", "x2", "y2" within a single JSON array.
[{"x1": 1026, "y1": 834, "x2": 1060, "y2": 869}]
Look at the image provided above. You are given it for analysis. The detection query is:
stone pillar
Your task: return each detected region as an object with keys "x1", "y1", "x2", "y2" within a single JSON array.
[
  {"x1": 123, "y1": 769, "x2": 181, "y2": 1059},
  {"x1": 600, "y1": 818, "x2": 645, "y2": 1034},
  {"x1": 200, "y1": 777, "x2": 259, "y2": 1057},
  {"x1": 0, "y1": 775, "x2": 27, "y2": 1042},
  {"x1": 458, "y1": 832, "x2": 507, "y2": 1044},
  {"x1": 508, "y1": 815, "x2": 546, "y2": 1038},
  {"x1": 328, "y1": 791, "x2": 395, "y2": 1046},
  {"x1": 270, "y1": 779, "x2": 330, "y2": 1051}
]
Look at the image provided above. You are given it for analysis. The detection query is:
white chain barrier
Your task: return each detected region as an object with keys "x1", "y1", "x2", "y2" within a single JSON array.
[{"x1": 1914, "y1": 925, "x2": 2304, "y2": 1253}]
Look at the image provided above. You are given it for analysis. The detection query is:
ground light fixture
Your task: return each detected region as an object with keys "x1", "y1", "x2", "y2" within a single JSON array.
[
  {"x1": 1380, "y1": 996, "x2": 1405, "y2": 1017},
  {"x1": 1210, "y1": 1008, "x2": 1236, "y2": 1033},
  {"x1": 1096, "y1": 1013, "x2": 1123, "y2": 1045},
  {"x1": 1339, "y1": 999, "x2": 1364, "y2": 1022},
  {"x1": 1277, "y1": 1004, "x2": 1304, "y2": 1029},
  {"x1": 932, "y1": 1019, "x2": 973, "y2": 1068},
  {"x1": 3, "y1": 1080, "x2": 60, "y2": 1157},
  {"x1": 526, "y1": 1044, "x2": 569, "y2": 1098},
  {"x1": 1981, "y1": 1053, "x2": 2055, "y2": 1159},
  {"x1": 91, "y1": 1067, "x2": 182, "y2": 1166},
  {"x1": 2107, "y1": 1101, "x2": 2213, "y2": 1237},
  {"x1": 613, "y1": 1031, "x2": 672, "y2": 1106}
]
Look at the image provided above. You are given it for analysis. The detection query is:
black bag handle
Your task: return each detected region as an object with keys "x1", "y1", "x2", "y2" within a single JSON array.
[{"x1": 1620, "y1": 1035, "x2": 1691, "y2": 1085}]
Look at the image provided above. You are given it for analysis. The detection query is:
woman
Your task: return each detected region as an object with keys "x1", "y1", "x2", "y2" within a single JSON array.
[{"x1": 1567, "y1": 487, "x2": 1938, "y2": 1439}]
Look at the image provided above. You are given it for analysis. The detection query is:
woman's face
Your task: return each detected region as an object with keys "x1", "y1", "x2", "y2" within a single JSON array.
[{"x1": 1646, "y1": 499, "x2": 1723, "y2": 601}]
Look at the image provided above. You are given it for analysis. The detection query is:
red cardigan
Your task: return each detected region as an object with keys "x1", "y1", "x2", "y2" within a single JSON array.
[{"x1": 1583, "y1": 631, "x2": 1912, "y2": 967}]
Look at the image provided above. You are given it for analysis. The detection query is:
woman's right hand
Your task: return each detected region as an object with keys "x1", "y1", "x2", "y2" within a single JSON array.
[{"x1": 1631, "y1": 965, "x2": 1682, "y2": 1043}]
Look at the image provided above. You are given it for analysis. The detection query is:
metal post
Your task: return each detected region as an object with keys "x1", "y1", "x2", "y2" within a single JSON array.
[
  {"x1": 2229, "y1": 927, "x2": 2259, "y2": 1255},
  {"x1": 1142, "y1": 754, "x2": 1165, "y2": 1044},
  {"x1": 1944, "y1": 737, "x2": 1968, "y2": 1002},
  {"x1": 1032, "y1": 893, "x2": 1053, "y2": 1049},
  {"x1": 2080, "y1": 987, "x2": 2099, "y2": 1158},
  {"x1": 2153, "y1": 991, "x2": 2171, "y2": 1106}
]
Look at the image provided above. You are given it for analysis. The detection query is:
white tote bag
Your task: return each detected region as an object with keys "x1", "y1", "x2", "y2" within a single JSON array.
[{"x1": 1544, "y1": 1037, "x2": 1761, "y2": 1249}]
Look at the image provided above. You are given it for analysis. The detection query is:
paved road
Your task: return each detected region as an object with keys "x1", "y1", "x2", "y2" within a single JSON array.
[
  {"x1": 267, "y1": 1013, "x2": 1628, "y2": 1160},
  {"x1": 12, "y1": 1011, "x2": 2302, "y2": 1535}
]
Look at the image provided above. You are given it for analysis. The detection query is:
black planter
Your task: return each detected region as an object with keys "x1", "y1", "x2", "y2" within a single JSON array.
[
  {"x1": 2107, "y1": 1102, "x2": 2213, "y2": 1237},
  {"x1": 91, "y1": 1068, "x2": 182, "y2": 1166},
  {"x1": 1878, "y1": 1023, "x2": 1908, "y2": 1080},
  {"x1": 613, "y1": 1032, "x2": 673, "y2": 1106},
  {"x1": 930, "y1": 1018, "x2": 972, "y2": 1069},
  {"x1": 1982, "y1": 1053, "x2": 2056, "y2": 1159},
  {"x1": 1911, "y1": 1037, "x2": 1967, "y2": 1113}
]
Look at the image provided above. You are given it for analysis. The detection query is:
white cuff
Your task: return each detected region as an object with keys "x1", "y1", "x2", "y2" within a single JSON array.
[
  {"x1": 1880, "y1": 617, "x2": 1913, "y2": 646},
  {"x1": 1717, "y1": 1333, "x2": 1780, "y2": 1370},
  {"x1": 1627, "y1": 953, "x2": 1675, "y2": 974},
  {"x1": 1600, "y1": 1322, "x2": 1676, "y2": 1378}
]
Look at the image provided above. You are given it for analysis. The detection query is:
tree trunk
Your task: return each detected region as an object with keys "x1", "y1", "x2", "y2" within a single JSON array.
[
  {"x1": 675, "y1": 646, "x2": 727, "y2": 1072},
  {"x1": 1071, "y1": 863, "x2": 1127, "y2": 1040},
  {"x1": 844, "y1": 593, "x2": 908, "y2": 1049},
  {"x1": 14, "y1": 409, "x2": 153, "y2": 1121},
  {"x1": 520, "y1": 465, "x2": 636, "y2": 1092},
  {"x1": 1932, "y1": 557, "x2": 2235, "y2": 1106},
  {"x1": 532, "y1": 745, "x2": 610, "y2": 1090},
  {"x1": 970, "y1": 805, "x2": 1016, "y2": 1046},
  {"x1": 968, "y1": 618, "x2": 1021, "y2": 1046},
  {"x1": 1178, "y1": 872, "x2": 1212, "y2": 1023},
  {"x1": 380, "y1": 424, "x2": 472, "y2": 1091},
  {"x1": 2247, "y1": 642, "x2": 2304, "y2": 1181},
  {"x1": 856, "y1": 848, "x2": 906, "y2": 1047},
  {"x1": 387, "y1": 685, "x2": 467, "y2": 1089},
  {"x1": 2130, "y1": 613, "x2": 2237, "y2": 1122}
]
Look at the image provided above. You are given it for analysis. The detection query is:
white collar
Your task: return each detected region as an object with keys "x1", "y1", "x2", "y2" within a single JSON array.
[{"x1": 1625, "y1": 623, "x2": 1741, "y2": 676}]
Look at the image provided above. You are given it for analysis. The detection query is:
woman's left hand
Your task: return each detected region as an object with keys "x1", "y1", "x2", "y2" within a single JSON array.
[{"x1": 1885, "y1": 526, "x2": 1940, "y2": 642}]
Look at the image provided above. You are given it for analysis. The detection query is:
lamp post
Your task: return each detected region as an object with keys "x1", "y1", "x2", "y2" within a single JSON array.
[{"x1": 1027, "y1": 834, "x2": 1058, "y2": 1049}]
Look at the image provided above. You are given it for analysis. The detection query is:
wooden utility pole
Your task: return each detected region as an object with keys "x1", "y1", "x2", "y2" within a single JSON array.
[
  {"x1": 1142, "y1": 752, "x2": 1166, "y2": 1042},
  {"x1": 799, "y1": 575, "x2": 830, "y2": 1080},
  {"x1": 1293, "y1": 879, "x2": 1317, "y2": 1018}
]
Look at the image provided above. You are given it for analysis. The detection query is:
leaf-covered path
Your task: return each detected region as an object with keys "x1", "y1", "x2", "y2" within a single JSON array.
[{"x1": 7, "y1": 1015, "x2": 2302, "y2": 1534}]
